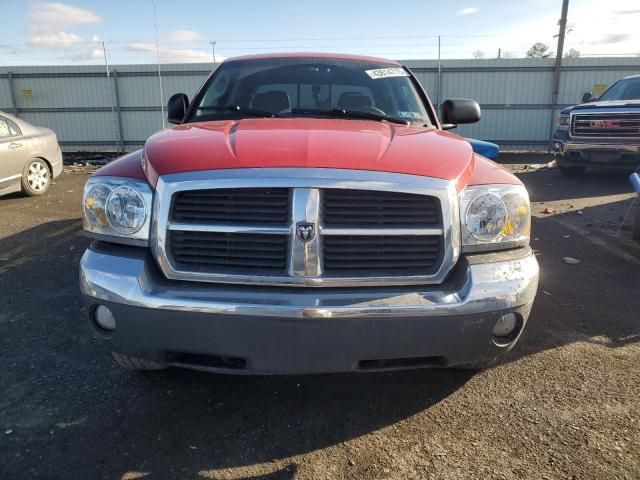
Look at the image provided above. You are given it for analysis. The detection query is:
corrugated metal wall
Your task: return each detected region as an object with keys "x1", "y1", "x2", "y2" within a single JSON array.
[{"x1": 1, "y1": 57, "x2": 639, "y2": 152}]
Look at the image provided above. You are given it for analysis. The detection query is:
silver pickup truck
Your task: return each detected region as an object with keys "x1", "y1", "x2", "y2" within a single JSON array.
[{"x1": 552, "y1": 75, "x2": 640, "y2": 175}]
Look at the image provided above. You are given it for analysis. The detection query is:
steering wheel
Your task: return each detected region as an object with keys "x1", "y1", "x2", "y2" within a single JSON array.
[{"x1": 358, "y1": 105, "x2": 387, "y2": 116}]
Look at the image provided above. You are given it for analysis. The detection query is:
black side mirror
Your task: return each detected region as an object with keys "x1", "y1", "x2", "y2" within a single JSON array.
[
  {"x1": 581, "y1": 92, "x2": 592, "y2": 103},
  {"x1": 167, "y1": 93, "x2": 189, "y2": 124},
  {"x1": 441, "y1": 99, "x2": 481, "y2": 128}
]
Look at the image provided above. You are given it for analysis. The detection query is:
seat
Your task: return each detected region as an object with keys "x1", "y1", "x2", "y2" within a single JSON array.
[
  {"x1": 337, "y1": 92, "x2": 373, "y2": 110},
  {"x1": 624, "y1": 82, "x2": 640, "y2": 99},
  {"x1": 252, "y1": 91, "x2": 291, "y2": 113}
]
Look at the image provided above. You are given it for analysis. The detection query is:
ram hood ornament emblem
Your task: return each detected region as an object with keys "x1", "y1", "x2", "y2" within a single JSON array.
[{"x1": 296, "y1": 222, "x2": 315, "y2": 242}]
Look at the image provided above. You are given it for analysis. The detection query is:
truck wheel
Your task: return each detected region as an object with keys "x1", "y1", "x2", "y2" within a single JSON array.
[
  {"x1": 633, "y1": 202, "x2": 640, "y2": 242},
  {"x1": 558, "y1": 165, "x2": 585, "y2": 176},
  {"x1": 111, "y1": 351, "x2": 167, "y2": 370},
  {"x1": 21, "y1": 158, "x2": 51, "y2": 196}
]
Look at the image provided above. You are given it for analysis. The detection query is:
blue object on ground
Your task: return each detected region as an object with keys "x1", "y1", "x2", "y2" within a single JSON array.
[
  {"x1": 466, "y1": 138, "x2": 500, "y2": 160},
  {"x1": 630, "y1": 172, "x2": 640, "y2": 193}
]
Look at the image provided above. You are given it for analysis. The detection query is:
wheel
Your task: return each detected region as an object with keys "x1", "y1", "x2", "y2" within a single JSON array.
[
  {"x1": 633, "y1": 201, "x2": 640, "y2": 242},
  {"x1": 111, "y1": 351, "x2": 167, "y2": 370},
  {"x1": 558, "y1": 165, "x2": 586, "y2": 176},
  {"x1": 21, "y1": 158, "x2": 51, "y2": 196}
]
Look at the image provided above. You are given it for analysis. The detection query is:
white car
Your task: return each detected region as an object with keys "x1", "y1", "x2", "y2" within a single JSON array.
[{"x1": 0, "y1": 112, "x2": 63, "y2": 197}]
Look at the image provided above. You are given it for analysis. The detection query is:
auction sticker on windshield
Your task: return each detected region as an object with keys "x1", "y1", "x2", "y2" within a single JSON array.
[{"x1": 365, "y1": 68, "x2": 410, "y2": 79}]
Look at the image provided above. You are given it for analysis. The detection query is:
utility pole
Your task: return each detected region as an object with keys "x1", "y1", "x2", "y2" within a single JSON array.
[
  {"x1": 436, "y1": 36, "x2": 442, "y2": 112},
  {"x1": 210, "y1": 41, "x2": 217, "y2": 64},
  {"x1": 548, "y1": 0, "x2": 569, "y2": 152}
]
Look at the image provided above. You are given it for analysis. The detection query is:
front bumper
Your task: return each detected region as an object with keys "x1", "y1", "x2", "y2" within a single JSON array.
[
  {"x1": 552, "y1": 134, "x2": 640, "y2": 169},
  {"x1": 51, "y1": 147, "x2": 63, "y2": 178},
  {"x1": 80, "y1": 244, "x2": 539, "y2": 374}
]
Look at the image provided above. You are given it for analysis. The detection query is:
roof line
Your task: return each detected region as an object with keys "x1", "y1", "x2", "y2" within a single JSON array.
[{"x1": 223, "y1": 52, "x2": 401, "y2": 65}]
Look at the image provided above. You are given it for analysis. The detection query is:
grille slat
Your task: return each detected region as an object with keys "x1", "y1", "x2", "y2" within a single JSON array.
[
  {"x1": 323, "y1": 189, "x2": 441, "y2": 227},
  {"x1": 171, "y1": 243, "x2": 285, "y2": 253},
  {"x1": 172, "y1": 188, "x2": 290, "y2": 225},
  {"x1": 174, "y1": 249, "x2": 286, "y2": 259},
  {"x1": 325, "y1": 249, "x2": 441, "y2": 258},
  {"x1": 174, "y1": 256, "x2": 286, "y2": 268}
]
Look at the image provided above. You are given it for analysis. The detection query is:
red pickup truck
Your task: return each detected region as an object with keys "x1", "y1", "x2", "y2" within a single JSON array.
[{"x1": 80, "y1": 53, "x2": 539, "y2": 374}]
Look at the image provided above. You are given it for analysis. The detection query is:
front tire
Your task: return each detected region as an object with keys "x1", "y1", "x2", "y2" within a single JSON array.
[
  {"x1": 111, "y1": 351, "x2": 167, "y2": 370},
  {"x1": 22, "y1": 159, "x2": 51, "y2": 196}
]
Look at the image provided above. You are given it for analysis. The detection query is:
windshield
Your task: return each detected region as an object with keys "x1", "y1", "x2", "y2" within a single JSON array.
[
  {"x1": 598, "y1": 77, "x2": 640, "y2": 101},
  {"x1": 188, "y1": 57, "x2": 432, "y2": 126}
]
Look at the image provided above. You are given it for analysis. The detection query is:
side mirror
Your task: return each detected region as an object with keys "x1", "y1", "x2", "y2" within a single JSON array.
[
  {"x1": 441, "y1": 99, "x2": 481, "y2": 127},
  {"x1": 581, "y1": 92, "x2": 592, "y2": 103},
  {"x1": 167, "y1": 93, "x2": 189, "y2": 124},
  {"x1": 467, "y1": 138, "x2": 500, "y2": 160}
]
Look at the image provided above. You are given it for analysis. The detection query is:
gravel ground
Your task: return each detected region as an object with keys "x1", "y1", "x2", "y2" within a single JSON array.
[{"x1": 0, "y1": 158, "x2": 639, "y2": 480}]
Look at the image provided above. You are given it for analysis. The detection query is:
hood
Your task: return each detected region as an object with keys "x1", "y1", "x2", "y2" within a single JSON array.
[
  {"x1": 561, "y1": 99, "x2": 640, "y2": 114},
  {"x1": 143, "y1": 118, "x2": 475, "y2": 187}
]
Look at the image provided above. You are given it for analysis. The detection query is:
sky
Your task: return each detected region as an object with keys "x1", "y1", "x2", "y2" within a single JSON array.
[{"x1": 0, "y1": 0, "x2": 639, "y2": 66}]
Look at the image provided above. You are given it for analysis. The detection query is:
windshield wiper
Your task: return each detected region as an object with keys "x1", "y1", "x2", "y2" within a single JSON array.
[
  {"x1": 289, "y1": 108, "x2": 409, "y2": 125},
  {"x1": 196, "y1": 105, "x2": 280, "y2": 118}
]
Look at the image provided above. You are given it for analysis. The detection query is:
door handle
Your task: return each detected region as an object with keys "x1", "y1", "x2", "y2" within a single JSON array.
[{"x1": 8, "y1": 143, "x2": 23, "y2": 150}]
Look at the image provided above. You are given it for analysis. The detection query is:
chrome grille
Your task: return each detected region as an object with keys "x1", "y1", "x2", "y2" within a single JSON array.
[
  {"x1": 571, "y1": 112, "x2": 640, "y2": 138},
  {"x1": 323, "y1": 189, "x2": 441, "y2": 227},
  {"x1": 172, "y1": 188, "x2": 290, "y2": 225},
  {"x1": 154, "y1": 168, "x2": 458, "y2": 287}
]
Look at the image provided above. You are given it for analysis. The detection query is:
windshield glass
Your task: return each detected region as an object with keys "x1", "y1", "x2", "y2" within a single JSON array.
[
  {"x1": 598, "y1": 77, "x2": 640, "y2": 101},
  {"x1": 189, "y1": 57, "x2": 431, "y2": 126}
]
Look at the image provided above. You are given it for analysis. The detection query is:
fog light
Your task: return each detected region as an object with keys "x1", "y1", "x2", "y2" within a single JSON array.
[
  {"x1": 493, "y1": 313, "x2": 518, "y2": 338},
  {"x1": 553, "y1": 142, "x2": 562, "y2": 151},
  {"x1": 95, "y1": 305, "x2": 116, "y2": 331}
]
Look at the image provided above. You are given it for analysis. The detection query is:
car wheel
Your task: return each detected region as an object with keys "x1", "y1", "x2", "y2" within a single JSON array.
[
  {"x1": 111, "y1": 351, "x2": 167, "y2": 370},
  {"x1": 21, "y1": 159, "x2": 51, "y2": 196},
  {"x1": 558, "y1": 165, "x2": 586, "y2": 176},
  {"x1": 633, "y1": 201, "x2": 640, "y2": 242}
]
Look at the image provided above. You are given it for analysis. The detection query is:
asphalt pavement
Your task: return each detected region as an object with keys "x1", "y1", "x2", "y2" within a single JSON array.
[{"x1": 0, "y1": 158, "x2": 639, "y2": 480}]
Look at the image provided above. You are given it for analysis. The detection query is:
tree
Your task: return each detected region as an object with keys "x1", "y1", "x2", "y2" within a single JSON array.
[
  {"x1": 526, "y1": 42, "x2": 552, "y2": 58},
  {"x1": 472, "y1": 50, "x2": 485, "y2": 59},
  {"x1": 564, "y1": 48, "x2": 580, "y2": 58}
]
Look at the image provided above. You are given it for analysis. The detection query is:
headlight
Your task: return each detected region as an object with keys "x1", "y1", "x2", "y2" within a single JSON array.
[
  {"x1": 557, "y1": 114, "x2": 570, "y2": 129},
  {"x1": 82, "y1": 177, "x2": 153, "y2": 246},
  {"x1": 459, "y1": 184, "x2": 530, "y2": 252}
]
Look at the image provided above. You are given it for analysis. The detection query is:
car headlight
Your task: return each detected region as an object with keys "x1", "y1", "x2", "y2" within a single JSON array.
[
  {"x1": 556, "y1": 114, "x2": 570, "y2": 129},
  {"x1": 82, "y1": 177, "x2": 153, "y2": 246},
  {"x1": 459, "y1": 184, "x2": 530, "y2": 252}
]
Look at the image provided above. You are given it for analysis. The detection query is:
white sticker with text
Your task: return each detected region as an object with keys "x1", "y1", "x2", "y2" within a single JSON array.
[{"x1": 365, "y1": 68, "x2": 410, "y2": 79}]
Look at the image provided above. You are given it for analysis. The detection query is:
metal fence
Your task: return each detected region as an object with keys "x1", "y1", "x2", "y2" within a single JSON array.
[{"x1": 1, "y1": 57, "x2": 639, "y2": 152}]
